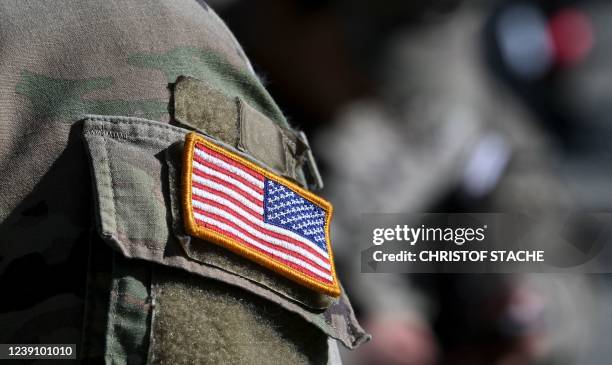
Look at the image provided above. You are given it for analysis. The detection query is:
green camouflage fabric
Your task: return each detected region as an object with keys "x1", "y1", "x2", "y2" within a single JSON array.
[
  {"x1": 0, "y1": 1, "x2": 368, "y2": 363},
  {"x1": 82, "y1": 115, "x2": 367, "y2": 348}
]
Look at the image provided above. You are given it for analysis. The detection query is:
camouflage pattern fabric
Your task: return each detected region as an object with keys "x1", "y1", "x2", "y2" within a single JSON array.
[
  {"x1": 82, "y1": 115, "x2": 367, "y2": 348},
  {"x1": 0, "y1": 1, "x2": 368, "y2": 363}
]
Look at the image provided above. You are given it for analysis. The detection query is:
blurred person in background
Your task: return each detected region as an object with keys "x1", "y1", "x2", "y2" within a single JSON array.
[{"x1": 214, "y1": 0, "x2": 609, "y2": 364}]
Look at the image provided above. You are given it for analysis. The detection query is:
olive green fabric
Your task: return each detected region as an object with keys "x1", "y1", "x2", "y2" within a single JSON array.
[
  {"x1": 173, "y1": 75, "x2": 241, "y2": 145},
  {"x1": 173, "y1": 76, "x2": 309, "y2": 184},
  {"x1": 239, "y1": 99, "x2": 299, "y2": 179},
  {"x1": 150, "y1": 266, "x2": 329, "y2": 365},
  {"x1": 128, "y1": 47, "x2": 288, "y2": 128},
  {"x1": 104, "y1": 255, "x2": 153, "y2": 365}
]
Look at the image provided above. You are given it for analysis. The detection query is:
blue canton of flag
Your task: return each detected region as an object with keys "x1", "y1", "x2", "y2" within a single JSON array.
[{"x1": 264, "y1": 180, "x2": 328, "y2": 252}]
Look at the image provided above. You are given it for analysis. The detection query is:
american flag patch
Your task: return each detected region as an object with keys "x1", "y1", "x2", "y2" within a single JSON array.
[{"x1": 182, "y1": 132, "x2": 340, "y2": 297}]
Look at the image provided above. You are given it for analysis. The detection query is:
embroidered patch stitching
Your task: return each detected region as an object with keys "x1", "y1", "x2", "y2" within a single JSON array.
[{"x1": 182, "y1": 132, "x2": 340, "y2": 297}]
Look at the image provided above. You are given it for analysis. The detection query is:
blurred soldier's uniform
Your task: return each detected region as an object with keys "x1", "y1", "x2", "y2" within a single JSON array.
[
  {"x1": 0, "y1": 1, "x2": 368, "y2": 363},
  {"x1": 315, "y1": 3, "x2": 595, "y2": 364}
]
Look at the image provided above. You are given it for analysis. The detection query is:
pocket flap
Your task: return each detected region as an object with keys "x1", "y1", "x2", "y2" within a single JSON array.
[{"x1": 82, "y1": 115, "x2": 369, "y2": 349}]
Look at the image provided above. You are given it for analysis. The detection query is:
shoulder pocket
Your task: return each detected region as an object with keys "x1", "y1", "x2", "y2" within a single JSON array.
[{"x1": 82, "y1": 115, "x2": 369, "y2": 351}]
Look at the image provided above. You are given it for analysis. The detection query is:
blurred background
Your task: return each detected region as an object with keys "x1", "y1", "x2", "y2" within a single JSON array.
[{"x1": 210, "y1": 1, "x2": 612, "y2": 364}]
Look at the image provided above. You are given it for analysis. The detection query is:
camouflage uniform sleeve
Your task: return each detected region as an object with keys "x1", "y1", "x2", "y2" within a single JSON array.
[{"x1": 0, "y1": 1, "x2": 368, "y2": 364}]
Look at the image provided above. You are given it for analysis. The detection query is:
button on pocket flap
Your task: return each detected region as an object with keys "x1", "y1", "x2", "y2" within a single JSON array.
[{"x1": 82, "y1": 115, "x2": 369, "y2": 349}]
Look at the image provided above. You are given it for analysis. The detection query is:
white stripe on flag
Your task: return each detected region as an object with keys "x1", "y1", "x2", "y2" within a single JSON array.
[{"x1": 194, "y1": 147, "x2": 264, "y2": 188}]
